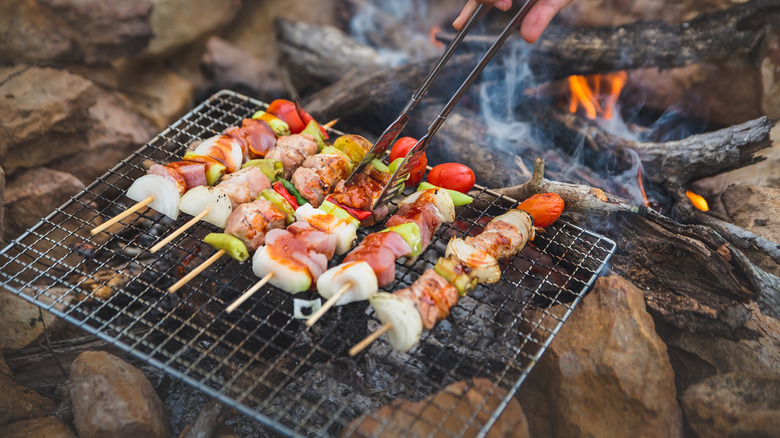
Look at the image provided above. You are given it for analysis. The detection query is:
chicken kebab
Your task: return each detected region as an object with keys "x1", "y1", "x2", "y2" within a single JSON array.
[
  {"x1": 169, "y1": 134, "x2": 391, "y2": 294},
  {"x1": 92, "y1": 98, "x2": 325, "y2": 235},
  {"x1": 350, "y1": 193, "x2": 565, "y2": 354}
]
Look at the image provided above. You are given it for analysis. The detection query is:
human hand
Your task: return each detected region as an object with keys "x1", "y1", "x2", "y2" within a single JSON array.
[{"x1": 453, "y1": 0, "x2": 575, "y2": 43}]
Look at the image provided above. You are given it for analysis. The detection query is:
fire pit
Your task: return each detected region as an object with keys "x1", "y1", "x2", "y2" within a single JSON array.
[{"x1": 0, "y1": 90, "x2": 614, "y2": 436}]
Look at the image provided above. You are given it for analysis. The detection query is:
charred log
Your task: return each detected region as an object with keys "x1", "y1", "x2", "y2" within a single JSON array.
[
  {"x1": 536, "y1": 105, "x2": 775, "y2": 219},
  {"x1": 302, "y1": 54, "x2": 478, "y2": 134},
  {"x1": 274, "y1": 18, "x2": 388, "y2": 96},
  {"x1": 493, "y1": 159, "x2": 780, "y2": 328},
  {"x1": 436, "y1": 0, "x2": 780, "y2": 82}
]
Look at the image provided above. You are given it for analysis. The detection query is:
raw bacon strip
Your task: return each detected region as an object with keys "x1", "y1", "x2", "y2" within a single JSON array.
[
  {"x1": 165, "y1": 161, "x2": 207, "y2": 190},
  {"x1": 148, "y1": 164, "x2": 187, "y2": 195}
]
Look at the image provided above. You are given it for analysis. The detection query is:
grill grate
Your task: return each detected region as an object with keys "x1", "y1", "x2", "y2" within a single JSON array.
[{"x1": 0, "y1": 90, "x2": 615, "y2": 437}]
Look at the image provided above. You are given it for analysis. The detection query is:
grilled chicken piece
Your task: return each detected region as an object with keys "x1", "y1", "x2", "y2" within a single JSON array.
[
  {"x1": 224, "y1": 198, "x2": 286, "y2": 251},
  {"x1": 265, "y1": 134, "x2": 318, "y2": 179},
  {"x1": 291, "y1": 167, "x2": 329, "y2": 207},
  {"x1": 394, "y1": 269, "x2": 459, "y2": 329},
  {"x1": 216, "y1": 166, "x2": 272, "y2": 209}
]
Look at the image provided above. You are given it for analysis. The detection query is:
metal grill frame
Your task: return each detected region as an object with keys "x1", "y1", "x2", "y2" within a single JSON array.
[{"x1": 0, "y1": 90, "x2": 616, "y2": 437}]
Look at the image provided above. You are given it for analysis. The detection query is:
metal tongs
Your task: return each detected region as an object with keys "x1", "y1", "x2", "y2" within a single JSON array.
[{"x1": 345, "y1": 0, "x2": 538, "y2": 209}]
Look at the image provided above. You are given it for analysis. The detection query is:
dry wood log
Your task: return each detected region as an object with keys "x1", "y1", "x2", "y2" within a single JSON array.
[
  {"x1": 492, "y1": 158, "x2": 780, "y2": 330},
  {"x1": 436, "y1": 0, "x2": 780, "y2": 82},
  {"x1": 274, "y1": 17, "x2": 388, "y2": 95}
]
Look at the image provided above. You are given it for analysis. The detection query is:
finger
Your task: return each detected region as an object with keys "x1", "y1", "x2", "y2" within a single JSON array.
[
  {"x1": 520, "y1": 0, "x2": 574, "y2": 43},
  {"x1": 453, "y1": 0, "x2": 480, "y2": 30}
]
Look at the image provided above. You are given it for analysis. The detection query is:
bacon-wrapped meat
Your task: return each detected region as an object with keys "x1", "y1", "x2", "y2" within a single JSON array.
[
  {"x1": 394, "y1": 269, "x2": 459, "y2": 330},
  {"x1": 343, "y1": 231, "x2": 411, "y2": 287}
]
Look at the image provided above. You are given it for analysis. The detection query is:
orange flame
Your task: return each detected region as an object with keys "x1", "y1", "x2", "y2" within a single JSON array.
[
  {"x1": 686, "y1": 190, "x2": 709, "y2": 211},
  {"x1": 568, "y1": 71, "x2": 628, "y2": 120}
]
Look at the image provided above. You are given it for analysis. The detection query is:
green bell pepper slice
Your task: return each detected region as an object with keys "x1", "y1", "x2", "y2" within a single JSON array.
[
  {"x1": 417, "y1": 181, "x2": 473, "y2": 206},
  {"x1": 301, "y1": 120, "x2": 327, "y2": 152},
  {"x1": 242, "y1": 158, "x2": 283, "y2": 182},
  {"x1": 260, "y1": 188, "x2": 295, "y2": 224},
  {"x1": 204, "y1": 233, "x2": 249, "y2": 262}
]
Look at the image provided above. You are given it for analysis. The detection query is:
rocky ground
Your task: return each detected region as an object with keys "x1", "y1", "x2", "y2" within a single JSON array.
[{"x1": 1, "y1": 0, "x2": 780, "y2": 437}]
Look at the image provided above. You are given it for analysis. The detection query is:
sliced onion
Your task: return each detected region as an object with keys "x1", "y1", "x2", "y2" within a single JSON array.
[
  {"x1": 293, "y1": 298, "x2": 322, "y2": 319},
  {"x1": 193, "y1": 135, "x2": 243, "y2": 173},
  {"x1": 493, "y1": 209, "x2": 534, "y2": 246},
  {"x1": 445, "y1": 237, "x2": 501, "y2": 284},
  {"x1": 126, "y1": 174, "x2": 180, "y2": 220},
  {"x1": 252, "y1": 246, "x2": 311, "y2": 293},
  {"x1": 178, "y1": 186, "x2": 232, "y2": 228},
  {"x1": 317, "y1": 261, "x2": 378, "y2": 305},
  {"x1": 369, "y1": 292, "x2": 423, "y2": 353}
]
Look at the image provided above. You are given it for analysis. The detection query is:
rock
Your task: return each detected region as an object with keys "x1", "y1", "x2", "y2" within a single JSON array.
[
  {"x1": 51, "y1": 90, "x2": 155, "y2": 185},
  {"x1": 516, "y1": 276, "x2": 683, "y2": 438},
  {"x1": 0, "y1": 0, "x2": 74, "y2": 64},
  {"x1": 4, "y1": 168, "x2": 84, "y2": 239},
  {"x1": 0, "y1": 66, "x2": 98, "y2": 176},
  {"x1": 682, "y1": 372, "x2": 780, "y2": 437},
  {"x1": 0, "y1": 288, "x2": 71, "y2": 350},
  {"x1": 666, "y1": 301, "x2": 780, "y2": 392},
  {"x1": 69, "y1": 350, "x2": 170, "y2": 438},
  {"x1": 347, "y1": 378, "x2": 528, "y2": 438},
  {"x1": 721, "y1": 184, "x2": 780, "y2": 244},
  {"x1": 38, "y1": 0, "x2": 153, "y2": 64},
  {"x1": 117, "y1": 61, "x2": 195, "y2": 129},
  {"x1": 0, "y1": 416, "x2": 77, "y2": 438},
  {"x1": 144, "y1": 0, "x2": 242, "y2": 56},
  {"x1": 0, "y1": 351, "x2": 56, "y2": 425},
  {"x1": 0, "y1": 165, "x2": 4, "y2": 242},
  {"x1": 200, "y1": 36, "x2": 285, "y2": 101}
]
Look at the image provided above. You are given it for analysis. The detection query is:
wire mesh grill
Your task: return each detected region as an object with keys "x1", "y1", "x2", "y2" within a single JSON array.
[{"x1": 0, "y1": 90, "x2": 615, "y2": 437}]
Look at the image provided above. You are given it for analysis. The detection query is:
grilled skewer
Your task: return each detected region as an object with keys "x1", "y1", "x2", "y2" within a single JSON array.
[{"x1": 349, "y1": 193, "x2": 565, "y2": 355}]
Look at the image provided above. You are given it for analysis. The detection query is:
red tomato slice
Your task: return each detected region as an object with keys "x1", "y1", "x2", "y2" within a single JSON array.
[
  {"x1": 427, "y1": 163, "x2": 475, "y2": 194},
  {"x1": 267, "y1": 99, "x2": 305, "y2": 133},
  {"x1": 389, "y1": 137, "x2": 427, "y2": 186}
]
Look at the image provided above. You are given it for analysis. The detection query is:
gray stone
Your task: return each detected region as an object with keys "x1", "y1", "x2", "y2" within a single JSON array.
[
  {"x1": 0, "y1": 67, "x2": 97, "y2": 176},
  {"x1": 69, "y1": 351, "x2": 170, "y2": 438},
  {"x1": 0, "y1": 288, "x2": 71, "y2": 350},
  {"x1": 0, "y1": 0, "x2": 74, "y2": 64},
  {"x1": 0, "y1": 352, "x2": 56, "y2": 426},
  {"x1": 0, "y1": 165, "x2": 4, "y2": 242},
  {"x1": 37, "y1": 0, "x2": 153, "y2": 64},
  {"x1": 117, "y1": 61, "x2": 195, "y2": 130},
  {"x1": 145, "y1": 0, "x2": 242, "y2": 56},
  {"x1": 722, "y1": 184, "x2": 780, "y2": 245},
  {"x1": 0, "y1": 416, "x2": 77, "y2": 438},
  {"x1": 682, "y1": 372, "x2": 780, "y2": 438},
  {"x1": 51, "y1": 90, "x2": 155, "y2": 185},
  {"x1": 200, "y1": 36, "x2": 285, "y2": 101},
  {"x1": 4, "y1": 168, "x2": 84, "y2": 240},
  {"x1": 517, "y1": 276, "x2": 683, "y2": 438}
]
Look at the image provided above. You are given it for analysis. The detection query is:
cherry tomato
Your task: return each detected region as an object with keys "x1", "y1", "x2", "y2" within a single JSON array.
[
  {"x1": 517, "y1": 193, "x2": 565, "y2": 228},
  {"x1": 389, "y1": 137, "x2": 427, "y2": 186},
  {"x1": 427, "y1": 163, "x2": 475, "y2": 194},
  {"x1": 267, "y1": 99, "x2": 305, "y2": 133}
]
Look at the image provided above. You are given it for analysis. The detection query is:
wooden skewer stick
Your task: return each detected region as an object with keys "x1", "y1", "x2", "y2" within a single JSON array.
[
  {"x1": 349, "y1": 323, "x2": 392, "y2": 357},
  {"x1": 168, "y1": 248, "x2": 225, "y2": 293},
  {"x1": 150, "y1": 209, "x2": 210, "y2": 253},
  {"x1": 226, "y1": 272, "x2": 275, "y2": 313},
  {"x1": 305, "y1": 282, "x2": 352, "y2": 327},
  {"x1": 323, "y1": 118, "x2": 339, "y2": 129},
  {"x1": 90, "y1": 196, "x2": 154, "y2": 236}
]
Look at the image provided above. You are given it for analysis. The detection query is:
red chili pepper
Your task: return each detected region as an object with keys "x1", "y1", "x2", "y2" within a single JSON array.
[
  {"x1": 326, "y1": 196, "x2": 372, "y2": 221},
  {"x1": 273, "y1": 181, "x2": 300, "y2": 210}
]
